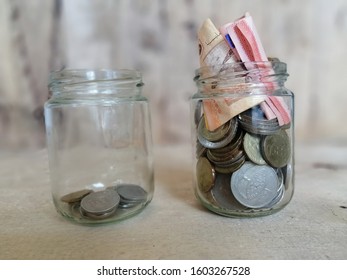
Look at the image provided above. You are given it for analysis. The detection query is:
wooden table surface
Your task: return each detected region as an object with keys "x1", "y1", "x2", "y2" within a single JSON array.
[{"x1": 0, "y1": 143, "x2": 346, "y2": 260}]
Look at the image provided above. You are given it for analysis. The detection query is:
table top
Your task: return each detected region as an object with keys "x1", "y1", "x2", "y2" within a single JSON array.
[{"x1": 0, "y1": 143, "x2": 346, "y2": 260}]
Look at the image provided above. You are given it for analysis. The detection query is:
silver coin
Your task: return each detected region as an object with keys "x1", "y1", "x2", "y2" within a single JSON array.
[
  {"x1": 116, "y1": 184, "x2": 147, "y2": 203},
  {"x1": 80, "y1": 208, "x2": 117, "y2": 220},
  {"x1": 231, "y1": 163, "x2": 279, "y2": 208},
  {"x1": 238, "y1": 119, "x2": 280, "y2": 135},
  {"x1": 80, "y1": 188, "x2": 120, "y2": 215},
  {"x1": 238, "y1": 108, "x2": 281, "y2": 135}
]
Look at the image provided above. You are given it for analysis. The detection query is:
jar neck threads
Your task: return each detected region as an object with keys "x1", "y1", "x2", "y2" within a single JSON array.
[
  {"x1": 49, "y1": 69, "x2": 143, "y2": 98},
  {"x1": 194, "y1": 61, "x2": 288, "y2": 96}
]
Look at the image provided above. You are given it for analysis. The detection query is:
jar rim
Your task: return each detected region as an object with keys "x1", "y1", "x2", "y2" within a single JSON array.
[
  {"x1": 194, "y1": 61, "x2": 287, "y2": 82},
  {"x1": 49, "y1": 68, "x2": 143, "y2": 89}
]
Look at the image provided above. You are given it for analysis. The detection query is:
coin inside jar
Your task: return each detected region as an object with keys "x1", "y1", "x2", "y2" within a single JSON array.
[
  {"x1": 231, "y1": 163, "x2": 280, "y2": 208},
  {"x1": 238, "y1": 106, "x2": 281, "y2": 135},
  {"x1": 197, "y1": 117, "x2": 238, "y2": 149},
  {"x1": 80, "y1": 188, "x2": 120, "y2": 219},
  {"x1": 261, "y1": 129, "x2": 291, "y2": 168},
  {"x1": 211, "y1": 173, "x2": 247, "y2": 211},
  {"x1": 196, "y1": 157, "x2": 215, "y2": 192},
  {"x1": 198, "y1": 116, "x2": 230, "y2": 142},
  {"x1": 60, "y1": 189, "x2": 92, "y2": 203},
  {"x1": 116, "y1": 184, "x2": 147, "y2": 203},
  {"x1": 243, "y1": 133, "x2": 266, "y2": 165}
]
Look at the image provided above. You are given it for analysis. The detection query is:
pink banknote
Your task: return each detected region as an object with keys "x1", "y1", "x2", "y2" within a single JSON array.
[{"x1": 222, "y1": 13, "x2": 291, "y2": 125}]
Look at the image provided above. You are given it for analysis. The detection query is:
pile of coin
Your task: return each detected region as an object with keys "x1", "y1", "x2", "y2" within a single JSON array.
[
  {"x1": 116, "y1": 184, "x2": 148, "y2": 208},
  {"x1": 195, "y1": 105, "x2": 291, "y2": 210},
  {"x1": 238, "y1": 107, "x2": 281, "y2": 135},
  {"x1": 60, "y1": 183, "x2": 148, "y2": 220}
]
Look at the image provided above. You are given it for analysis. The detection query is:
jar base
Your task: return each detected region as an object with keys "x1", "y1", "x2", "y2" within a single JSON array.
[
  {"x1": 195, "y1": 190, "x2": 290, "y2": 218},
  {"x1": 54, "y1": 199, "x2": 152, "y2": 225}
]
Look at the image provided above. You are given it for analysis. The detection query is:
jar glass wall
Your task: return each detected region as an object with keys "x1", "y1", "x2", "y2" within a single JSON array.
[
  {"x1": 190, "y1": 62, "x2": 294, "y2": 217},
  {"x1": 45, "y1": 69, "x2": 154, "y2": 224}
]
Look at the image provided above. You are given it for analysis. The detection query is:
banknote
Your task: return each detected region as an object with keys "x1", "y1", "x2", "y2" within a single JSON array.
[
  {"x1": 222, "y1": 13, "x2": 291, "y2": 125},
  {"x1": 198, "y1": 18, "x2": 237, "y2": 68},
  {"x1": 198, "y1": 18, "x2": 265, "y2": 131}
]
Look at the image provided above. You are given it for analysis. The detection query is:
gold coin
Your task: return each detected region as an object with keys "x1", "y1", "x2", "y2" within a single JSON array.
[
  {"x1": 61, "y1": 189, "x2": 92, "y2": 203},
  {"x1": 261, "y1": 130, "x2": 291, "y2": 168},
  {"x1": 243, "y1": 133, "x2": 266, "y2": 165},
  {"x1": 198, "y1": 117, "x2": 230, "y2": 142},
  {"x1": 196, "y1": 157, "x2": 215, "y2": 192}
]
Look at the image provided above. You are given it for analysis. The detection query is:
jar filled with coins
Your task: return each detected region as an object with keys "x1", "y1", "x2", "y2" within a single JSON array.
[
  {"x1": 190, "y1": 61, "x2": 294, "y2": 217},
  {"x1": 45, "y1": 69, "x2": 154, "y2": 224}
]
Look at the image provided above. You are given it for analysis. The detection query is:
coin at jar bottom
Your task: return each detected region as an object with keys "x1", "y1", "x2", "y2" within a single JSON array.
[
  {"x1": 80, "y1": 207, "x2": 117, "y2": 220},
  {"x1": 231, "y1": 162, "x2": 280, "y2": 208},
  {"x1": 115, "y1": 184, "x2": 148, "y2": 208},
  {"x1": 196, "y1": 157, "x2": 216, "y2": 192},
  {"x1": 210, "y1": 173, "x2": 247, "y2": 211},
  {"x1": 264, "y1": 182, "x2": 284, "y2": 208},
  {"x1": 80, "y1": 188, "x2": 120, "y2": 219},
  {"x1": 60, "y1": 189, "x2": 92, "y2": 203},
  {"x1": 116, "y1": 184, "x2": 147, "y2": 202}
]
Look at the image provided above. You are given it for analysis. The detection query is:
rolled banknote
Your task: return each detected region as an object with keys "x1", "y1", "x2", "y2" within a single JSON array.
[
  {"x1": 198, "y1": 18, "x2": 266, "y2": 131},
  {"x1": 222, "y1": 13, "x2": 291, "y2": 125},
  {"x1": 198, "y1": 18, "x2": 237, "y2": 67}
]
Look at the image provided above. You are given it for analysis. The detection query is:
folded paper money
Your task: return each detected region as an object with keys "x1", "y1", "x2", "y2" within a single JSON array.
[{"x1": 198, "y1": 13, "x2": 291, "y2": 131}]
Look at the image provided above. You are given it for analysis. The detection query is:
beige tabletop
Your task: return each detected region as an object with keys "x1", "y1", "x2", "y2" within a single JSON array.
[{"x1": 0, "y1": 143, "x2": 346, "y2": 260}]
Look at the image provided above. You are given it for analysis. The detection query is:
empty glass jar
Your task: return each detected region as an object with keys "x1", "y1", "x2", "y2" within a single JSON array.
[
  {"x1": 45, "y1": 69, "x2": 154, "y2": 224},
  {"x1": 190, "y1": 61, "x2": 294, "y2": 217}
]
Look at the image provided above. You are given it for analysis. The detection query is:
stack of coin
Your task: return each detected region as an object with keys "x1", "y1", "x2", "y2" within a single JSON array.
[
  {"x1": 195, "y1": 103, "x2": 291, "y2": 211},
  {"x1": 197, "y1": 116, "x2": 238, "y2": 149},
  {"x1": 238, "y1": 106, "x2": 281, "y2": 135},
  {"x1": 196, "y1": 116, "x2": 244, "y2": 191},
  {"x1": 115, "y1": 184, "x2": 148, "y2": 208},
  {"x1": 206, "y1": 128, "x2": 245, "y2": 174},
  {"x1": 60, "y1": 183, "x2": 148, "y2": 220},
  {"x1": 80, "y1": 189, "x2": 120, "y2": 219}
]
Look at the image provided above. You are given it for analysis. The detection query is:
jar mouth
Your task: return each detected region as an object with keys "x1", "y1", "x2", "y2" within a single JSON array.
[
  {"x1": 193, "y1": 61, "x2": 288, "y2": 96},
  {"x1": 49, "y1": 69, "x2": 143, "y2": 94},
  {"x1": 194, "y1": 59, "x2": 288, "y2": 83}
]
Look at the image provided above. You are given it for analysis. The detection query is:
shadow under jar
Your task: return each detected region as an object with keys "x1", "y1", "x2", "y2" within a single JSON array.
[
  {"x1": 190, "y1": 61, "x2": 294, "y2": 217},
  {"x1": 45, "y1": 69, "x2": 154, "y2": 225}
]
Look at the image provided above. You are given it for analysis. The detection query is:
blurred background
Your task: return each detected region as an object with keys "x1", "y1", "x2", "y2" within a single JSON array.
[{"x1": 1, "y1": 0, "x2": 347, "y2": 151}]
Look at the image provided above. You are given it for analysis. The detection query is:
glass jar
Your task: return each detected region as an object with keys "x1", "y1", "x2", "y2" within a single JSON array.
[
  {"x1": 190, "y1": 61, "x2": 294, "y2": 217},
  {"x1": 45, "y1": 69, "x2": 154, "y2": 224}
]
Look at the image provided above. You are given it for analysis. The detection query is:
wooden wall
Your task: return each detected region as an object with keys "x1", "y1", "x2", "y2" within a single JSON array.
[{"x1": 1, "y1": 0, "x2": 347, "y2": 150}]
